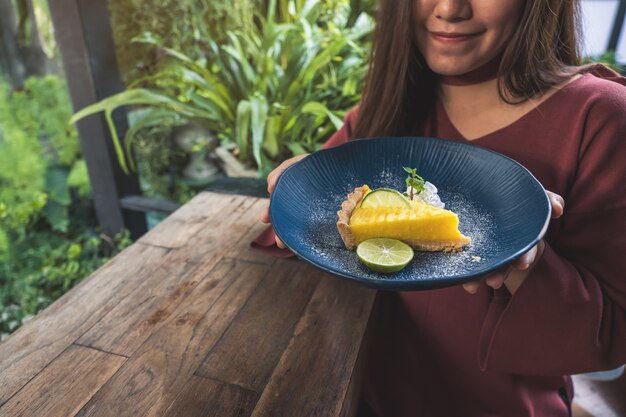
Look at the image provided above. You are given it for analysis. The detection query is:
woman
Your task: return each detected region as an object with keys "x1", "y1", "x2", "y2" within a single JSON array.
[{"x1": 256, "y1": 0, "x2": 626, "y2": 415}]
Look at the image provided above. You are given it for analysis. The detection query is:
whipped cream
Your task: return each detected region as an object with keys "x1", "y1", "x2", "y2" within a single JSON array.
[{"x1": 406, "y1": 181, "x2": 445, "y2": 209}]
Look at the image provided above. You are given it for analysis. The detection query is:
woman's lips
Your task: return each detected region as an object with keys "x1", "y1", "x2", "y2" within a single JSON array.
[{"x1": 430, "y1": 32, "x2": 481, "y2": 44}]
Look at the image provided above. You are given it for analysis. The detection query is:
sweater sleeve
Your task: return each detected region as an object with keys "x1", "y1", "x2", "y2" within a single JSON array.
[
  {"x1": 320, "y1": 108, "x2": 358, "y2": 149},
  {"x1": 478, "y1": 78, "x2": 626, "y2": 375}
]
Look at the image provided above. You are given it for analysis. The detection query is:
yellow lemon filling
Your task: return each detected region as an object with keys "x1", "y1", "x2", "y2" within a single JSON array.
[
  {"x1": 350, "y1": 200, "x2": 469, "y2": 250},
  {"x1": 336, "y1": 184, "x2": 471, "y2": 252}
]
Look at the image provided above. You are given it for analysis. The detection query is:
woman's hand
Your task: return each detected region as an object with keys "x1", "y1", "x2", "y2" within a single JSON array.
[
  {"x1": 258, "y1": 154, "x2": 309, "y2": 248},
  {"x1": 462, "y1": 191, "x2": 565, "y2": 296}
]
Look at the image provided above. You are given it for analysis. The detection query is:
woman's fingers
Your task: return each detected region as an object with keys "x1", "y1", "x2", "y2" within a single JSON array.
[
  {"x1": 262, "y1": 155, "x2": 309, "y2": 248},
  {"x1": 546, "y1": 190, "x2": 565, "y2": 219},
  {"x1": 462, "y1": 189, "x2": 557, "y2": 295},
  {"x1": 463, "y1": 266, "x2": 512, "y2": 294},
  {"x1": 259, "y1": 206, "x2": 270, "y2": 224},
  {"x1": 484, "y1": 273, "x2": 505, "y2": 289},
  {"x1": 267, "y1": 154, "x2": 308, "y2": 194},
  {"x1": 257, "y1": 206, "x2": 286, "y2": 248},
  {"x1": 462, "y1": 280, "x2": 481, "y2": 294},
  {"x1": 514, "y1": 244, "x2": 538, "y2": 270}
]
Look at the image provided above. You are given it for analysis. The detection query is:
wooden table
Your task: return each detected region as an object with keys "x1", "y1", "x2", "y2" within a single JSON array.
[{"x1": 0, "y1": 192, "x2": 377, "y2": 417}]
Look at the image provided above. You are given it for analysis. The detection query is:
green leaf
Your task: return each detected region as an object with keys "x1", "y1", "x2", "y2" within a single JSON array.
[
  {"x1": 249, "y1": 95, "x2": 269, "y2": 171},
  {"x1": 263, "y1": 115, "x2": 281, "y2": 158},
  {"x1": 70, "y1": 89, "x2": 214, "y2": 174},
  {"x1": 44, "y1": 167, "x2": 70, "y2": 205},
  {"x1": 67, "y1": 243, "x2": 81, "y2": 259},
  {"x1": 43, "y1": 201, "x2": 69, "y2": 232},
  {"x1": 286, "y1": 142, "x2": 307, "y2": 156},
  {"x1": 235, "y1": 100, "x2": 251, "y2": 162},
  {"x1": 67, "y1": 159, "x2": 91, "y2": 199},
  {"x1": 301, "y1": 101, "x2": 343, "y2": 130},
  {"x1": 223, "y1": 33, "x2": 257, "y2": 87}
]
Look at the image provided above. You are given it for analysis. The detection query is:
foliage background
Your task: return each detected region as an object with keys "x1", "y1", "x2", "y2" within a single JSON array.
[
  {"x1": 0, "y1": 75, "x2": 130, "y2": 341},
  {"x1": 108, "y1": 0, "x2": 254, "y2": 85},
  {"x1": 77, "y1": 0, "x2": 376, "y2": 182}
]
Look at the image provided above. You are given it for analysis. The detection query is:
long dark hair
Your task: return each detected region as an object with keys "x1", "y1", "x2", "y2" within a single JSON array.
[{"x1": 352, "y1": 0, "x2": 583, "y2": 139}]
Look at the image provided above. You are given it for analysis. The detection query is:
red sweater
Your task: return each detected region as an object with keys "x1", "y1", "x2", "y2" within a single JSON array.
[{"x1": 252, "y1": 65, "x2": 626, "y2": 416}]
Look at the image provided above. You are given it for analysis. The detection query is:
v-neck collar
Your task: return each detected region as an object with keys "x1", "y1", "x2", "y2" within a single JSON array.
[{"x1": 435, "y1": 73, "x2": 588, "y2": 143}]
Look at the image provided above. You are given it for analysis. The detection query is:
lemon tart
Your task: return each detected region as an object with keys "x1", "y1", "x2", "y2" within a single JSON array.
[{"x1": 337, "y1": 185, "x2": 471, "y2": 252}]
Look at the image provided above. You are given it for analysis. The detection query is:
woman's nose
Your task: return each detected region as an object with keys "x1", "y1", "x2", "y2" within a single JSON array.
[{"x1": 434, "y1": 0, "x2": 472, "y2": 22}]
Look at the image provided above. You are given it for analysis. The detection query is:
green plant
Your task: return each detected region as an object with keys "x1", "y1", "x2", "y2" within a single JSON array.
[
  {"x1": 130, "y1": 116, "x2": 197, "y2": 203},
  {"x1": 108, "y1": 0, "x2": 255, "y2": 84},
  {"x1": 0, "y1": 229, "x2": 131, "y2": 340},
  {"x1": 1, "y1": 75, "x2": 87, "y2": 234},
  {"x1": 0, "y1": 75, "x2": 130, "y2": 340},
  {"x1": 0, "y1": 78, "x2": 48, "y2": 241},
  {"x1": 71, "y1": 0, "x2": 374, "y2": 177},
  {"x1": 582, "y1": 50, "x2": 624, "y2": 74}
]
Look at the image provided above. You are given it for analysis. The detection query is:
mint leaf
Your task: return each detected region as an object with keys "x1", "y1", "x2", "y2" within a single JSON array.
[{"x1": 404, "y1": 167, "x2": 426, "y2": 198}]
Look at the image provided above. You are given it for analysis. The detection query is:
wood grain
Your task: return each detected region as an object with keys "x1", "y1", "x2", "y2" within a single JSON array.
[
  {"x1": 138, "y1": 192, "x2": 246, "y2": 248},
  {"x1": 0, "y1": 243, "x2": 169, "y2": 406},
  {"x1": 226, "y1": 198, "x2": 277, "y2": 265},
  {"x1": 196, "y1": 258, "x2": 318, "y2": 390},
  {"x1": 74, "y1": 258, "x2": 268, "y2": 417},
  {"x1": 161, "y1": 375, "x2": 257, "y2": 417},
  {"x1": 249, "y1": 268, "x2": 376, "y2": 417},
  {"x1": 339, "y1": 294, "x2": 378, "y2": 417},
  {"x1": 0, "y1": 344, "x2": 125, "y2": 417},
  {"x1": 77, "y1": 194, "x2": 265, "y2": 357},
  {"x1": 572, "y1": 373, "x2": 626, "y2": 417},
  {"x1": 0, "y1": 191, "x2": 379, "y2": 417}
]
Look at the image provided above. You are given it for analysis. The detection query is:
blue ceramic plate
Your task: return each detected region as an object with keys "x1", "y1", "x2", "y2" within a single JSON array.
[{"x1": 270, "y1": 136, "x2": 551, "y2": 291}]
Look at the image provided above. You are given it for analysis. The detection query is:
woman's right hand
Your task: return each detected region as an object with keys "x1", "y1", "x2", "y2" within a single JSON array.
[{"x1": 258, "y1": 154, "x2": 309, "y2": 248}]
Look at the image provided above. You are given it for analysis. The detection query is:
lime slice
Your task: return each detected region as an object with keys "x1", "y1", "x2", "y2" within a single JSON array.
[
  {"x1": 360, "y1": 188, "x2": 411, "y2": 208},
  {"x1": 356, "y1": 238, "x2": 414, "y2": 273}
]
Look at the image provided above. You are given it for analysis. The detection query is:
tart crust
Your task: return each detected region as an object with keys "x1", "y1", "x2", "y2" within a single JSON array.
[{"x1": 336, "y1": 185, "x2": 369, "y2": 250}]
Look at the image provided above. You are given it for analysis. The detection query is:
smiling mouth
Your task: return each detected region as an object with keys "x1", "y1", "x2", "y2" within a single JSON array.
[{"x1": 430, "y1": 32, "x2": 482, "y2": 44}]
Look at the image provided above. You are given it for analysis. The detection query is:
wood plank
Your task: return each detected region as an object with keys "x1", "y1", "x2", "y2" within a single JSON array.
[
  {"x1": 0, "y1": 243, "x2": 169, "y2": 406},
  {"x1": 161, "y1": 375, "x2": 257, "y2": 417},
  {"x1": 77, "y1": 194, "x2": 263, "y2": 356},
  {"x1": 196, "y1": 257, "x2": 318, "y2": 390},
  {"x1": 74, "y1": 252, "x2": 204, "y2": 357},
  {"x1": 339, "y1": 295, "x2": 377, "y2": 417},
  {"x1": 249, "y1": 269, "x2": 377, "y2": 417},
  {"x1": 74, "y1": 258, "x2": 269, "y2": 417},
  {"x1": 572, "y1": 372, "x2": 626, "y2": 417},
  {"x1": 227, "y1": 198, "x2": 277, "y2": 265},
  {"x1": 175, "y1": 194, "x2": 263, "y2": 261},
  {"x1": 0, "y1": 345, "x2": 125, "y2": 417},
  {"x1": 138, "y1": 192, "x2": 247, "y2": 248},
  {"x1": 572, "y1": 403, "x2": 595, "y2": 417}
]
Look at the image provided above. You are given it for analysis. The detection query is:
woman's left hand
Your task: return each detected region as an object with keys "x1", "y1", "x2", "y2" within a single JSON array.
[{"x1": 462, "y1": 191, "x2": 565, "y2": 296}]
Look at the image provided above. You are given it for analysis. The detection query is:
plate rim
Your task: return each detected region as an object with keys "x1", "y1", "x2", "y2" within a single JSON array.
[{"x1": 269, "y1": 135, "x2": 552, "y2": 291}]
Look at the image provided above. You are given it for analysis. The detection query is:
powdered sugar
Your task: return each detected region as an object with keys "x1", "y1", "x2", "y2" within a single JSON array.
[{"x1": 296, "y1": 182, "x2": 497, "y2": 285}]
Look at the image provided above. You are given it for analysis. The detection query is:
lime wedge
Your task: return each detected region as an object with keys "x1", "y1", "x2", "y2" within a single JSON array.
[
  {"x1": 356, "y1": 238, "x2": 414, "y2": 273},
  {"x1": 360, "y1": 188, "x2": 411, "y2": 208}
]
